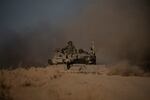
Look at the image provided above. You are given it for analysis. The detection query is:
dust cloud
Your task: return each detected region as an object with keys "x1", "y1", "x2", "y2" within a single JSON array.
[{"x1": 0, "y1": 0, "x2": 149, "y2": 67}]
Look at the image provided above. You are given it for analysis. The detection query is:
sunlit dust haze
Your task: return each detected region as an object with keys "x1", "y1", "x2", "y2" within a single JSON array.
[{"x1": 0, "y1": 0, "x2": 150, "y2": 67}]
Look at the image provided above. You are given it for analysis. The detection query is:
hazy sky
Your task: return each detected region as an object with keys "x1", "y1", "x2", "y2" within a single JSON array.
[
  {"x1": 0, "y1": 0, "x2": 89, "y2": 30},
  {"x1": 0, "y1": 0, "x2": 149, "y2": 32},
  {"x1": 0, "y1": 0, "x2": 150, "y2": 66}
]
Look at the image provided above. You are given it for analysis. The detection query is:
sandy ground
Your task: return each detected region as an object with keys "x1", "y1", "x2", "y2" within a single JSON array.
[{"x1": 0, "y1": 65, "x2": 150, "y2": 100}]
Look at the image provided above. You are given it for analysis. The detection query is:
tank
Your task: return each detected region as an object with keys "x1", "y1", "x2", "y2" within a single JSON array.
[{"x1": 48, "y1": 41, "x2": 96, "y2": 65}]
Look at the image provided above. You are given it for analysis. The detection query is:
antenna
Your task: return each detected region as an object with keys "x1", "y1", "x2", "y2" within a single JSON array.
[{"x1": 91, "y1": 41, "x2": 95, "y2": 51}]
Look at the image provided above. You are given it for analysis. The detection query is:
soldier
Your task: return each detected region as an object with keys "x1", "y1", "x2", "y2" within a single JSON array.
[
  {"x1": 62, "y1": 41, "x2": 77, "y2": 70},
  {"x1": 88, "y1": 41, "x2": 96, "y2": 64},
  {"x1": 90, "y1": 41, "x2": 95, "y2": 55},
  {"x1": 62, "y1": 41, "x2": 77, "y2": 55},
  {"x1": 89, "y1": 47, "x2": 95, "y2": 56}
]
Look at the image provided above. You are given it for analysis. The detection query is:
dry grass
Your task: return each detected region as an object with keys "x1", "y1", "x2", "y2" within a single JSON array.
[
  {"x1": 0, "y1": 70, "x2": 13, "y2": 100},
  {"x1": 0, "y1": 65, "x2": 150, "y2": 100}
]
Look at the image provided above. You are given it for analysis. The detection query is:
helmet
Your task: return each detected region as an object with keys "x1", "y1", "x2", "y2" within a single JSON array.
[{"x1": 67, "y1": 41, "x2": 73, "y2": 45}]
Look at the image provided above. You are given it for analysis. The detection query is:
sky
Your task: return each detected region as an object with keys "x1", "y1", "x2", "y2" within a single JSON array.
[
  {"x1": 0, "y1": 0, "x2": 88, "y2": 30},
  {"x1": 0, "y1": 0, "x2": 150, "y2": 66}
]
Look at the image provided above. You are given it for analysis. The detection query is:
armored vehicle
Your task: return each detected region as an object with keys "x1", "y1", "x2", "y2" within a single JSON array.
[{"x1": 48, "y1": 41, "x2": 96, "y2": 66}]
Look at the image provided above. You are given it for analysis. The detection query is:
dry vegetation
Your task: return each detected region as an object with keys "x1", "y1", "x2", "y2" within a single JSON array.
[
  {"x1": 0, "y1": 70, "x2": 13, "y2": 100},
  {"x1": 0, "y1": 64, "x2": 150, "y2": 100}
]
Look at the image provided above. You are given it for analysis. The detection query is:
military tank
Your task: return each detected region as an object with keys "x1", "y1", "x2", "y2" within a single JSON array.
[{"x1": 48, "y1": 41, "x2": 96, "y2": 69}]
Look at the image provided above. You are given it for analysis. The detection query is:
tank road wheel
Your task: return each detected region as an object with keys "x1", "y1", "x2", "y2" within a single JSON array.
[
  {"x1": 48, "y1": 59, "x2": 53, "y2": 65},
  {"x1": 64, "y1": 62, "x2": 71, "y2": 70},
  {"x1": 67, "y1": 62, "x2": 71, "y2": 70},
  {"x1": 64, "y1": 58, "x2": 73, "y2": 70}
]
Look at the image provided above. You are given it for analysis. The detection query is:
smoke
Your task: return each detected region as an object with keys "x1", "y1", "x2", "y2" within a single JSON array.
[
  {"x1": 62, "y1": 0, "x2": 150, "y2": 65},
  {"x1": 0, "y1": 0, "x2": 150, "y2": 67},
  {"x1": 0, "y1": 24, "x2": 67, "y2": 67}
]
